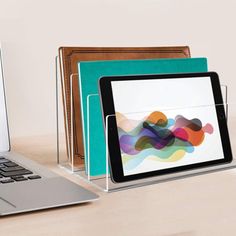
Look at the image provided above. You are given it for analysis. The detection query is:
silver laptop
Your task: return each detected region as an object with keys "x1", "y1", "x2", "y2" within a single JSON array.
[{"x1": 0, "y1": 46, "x2": 98, "y2": 216}]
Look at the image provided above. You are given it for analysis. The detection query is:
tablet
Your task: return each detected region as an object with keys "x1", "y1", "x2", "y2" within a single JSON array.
[{"x1": 99, "y1": 72, "x2": 232, "y2": 183}]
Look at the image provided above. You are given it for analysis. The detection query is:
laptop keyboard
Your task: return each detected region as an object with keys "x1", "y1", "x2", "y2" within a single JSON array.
[{"x1": 0, "y1": 156, "x2": 41, "y2": 184}]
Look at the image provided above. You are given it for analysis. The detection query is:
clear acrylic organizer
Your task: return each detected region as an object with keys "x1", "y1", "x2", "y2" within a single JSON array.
[{"x1": 56, "y1": 57, "x2": 236, "y2": 192}]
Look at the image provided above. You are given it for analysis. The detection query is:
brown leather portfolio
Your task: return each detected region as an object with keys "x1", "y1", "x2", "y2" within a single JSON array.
[{"x1": 58, "y1": 46, "x2": 191, "y2": 166}]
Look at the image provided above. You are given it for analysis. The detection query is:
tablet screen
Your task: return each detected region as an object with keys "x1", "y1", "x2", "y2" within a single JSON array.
[{"x1": 111, "y1": 77, "x2": 224, "y2": 176}]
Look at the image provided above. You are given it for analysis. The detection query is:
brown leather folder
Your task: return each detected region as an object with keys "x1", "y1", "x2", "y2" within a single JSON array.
[{"x1": 58, "y1": 46, "x2": 191, "y2": 166}]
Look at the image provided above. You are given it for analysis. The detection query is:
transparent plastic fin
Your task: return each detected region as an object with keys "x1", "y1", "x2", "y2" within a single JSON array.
[
  {"x1": 55, "y1": 55, "x2": 69, "y2": 167},
  {"x1": 101, "y1": 102, "x2": 236, "y2": 192},
  {"x1": 56, "y1": 57, "x2": 84, "y2": 172}
]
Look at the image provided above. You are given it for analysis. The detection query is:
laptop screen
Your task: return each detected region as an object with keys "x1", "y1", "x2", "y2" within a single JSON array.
[{"x1": 0, "y1": 47, "x2": 10, "y2": 152}]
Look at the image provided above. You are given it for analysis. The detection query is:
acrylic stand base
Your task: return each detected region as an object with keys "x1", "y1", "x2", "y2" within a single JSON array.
[{"x1": 66, "y1": 161, "x2": 236, "y2": 192}]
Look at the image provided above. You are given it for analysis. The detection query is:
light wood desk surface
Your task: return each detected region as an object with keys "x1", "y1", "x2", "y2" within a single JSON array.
[{"x1": 1, "y1": 135, "x2": 236, "y2": 236}]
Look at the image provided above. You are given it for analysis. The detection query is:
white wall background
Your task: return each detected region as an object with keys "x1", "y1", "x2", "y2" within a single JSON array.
[{"x1": 0, "y1": 0, "x2": 236, "y2": 138}]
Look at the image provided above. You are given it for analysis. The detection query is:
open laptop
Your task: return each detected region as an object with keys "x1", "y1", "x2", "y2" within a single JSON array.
[{"x1": 0, "y1": 46, "x2": 98, "y2": 216}]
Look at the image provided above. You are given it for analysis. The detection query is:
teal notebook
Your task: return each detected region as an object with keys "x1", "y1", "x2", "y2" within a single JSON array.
[{"x1": 78, "y1": 58, "x2": 208, "y2": 176}]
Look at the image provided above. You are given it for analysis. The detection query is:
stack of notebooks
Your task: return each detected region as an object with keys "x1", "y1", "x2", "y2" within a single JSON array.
[{"x1": 58, "y1": 46, "x2": 208, "y2": 176}]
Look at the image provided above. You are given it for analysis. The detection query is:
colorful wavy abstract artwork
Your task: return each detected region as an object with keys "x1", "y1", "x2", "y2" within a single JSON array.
[{"x1": 116, "y1": 111, "x2": 214, "y2": 171}]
